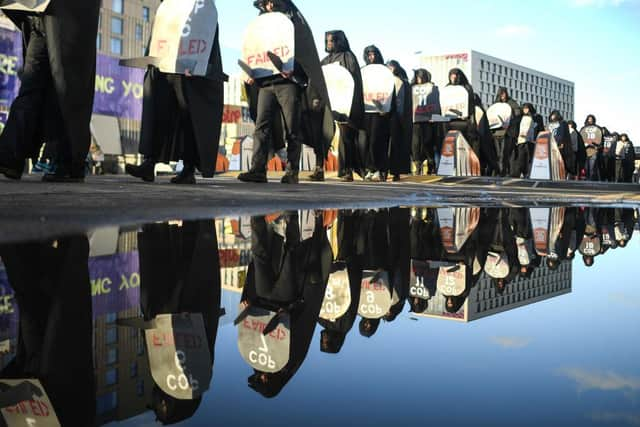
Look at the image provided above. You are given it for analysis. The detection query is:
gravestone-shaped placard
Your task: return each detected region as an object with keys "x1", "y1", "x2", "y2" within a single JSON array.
[
  {"x1": 299, "y1": 210, "x2": 315, "y2": 241},
  {"x1": 358, "y1": 271, "x2": 391, "y2": 319},
  {"x1": 580, "y1": 125, "x2": 603, "y2": 148},
  {"x1": 437, "y1": 131, "x2": 480, "y2": 177},
  {"x1": 486, "y1": 102, "x2": 513, "y2": 130},
  {"x1": 437, "y1": 207, "x2": 480, "y2": 254},
  {"x1": 120, "y1": 0, "x2": 218, "y2": 77},
  {"x1": 322, "y1": 63, "x2": 355, "y2": 120},
  {"x1": 410, "y1": 260, "x2": 439, "y2": 300},
  {"x1": 241, "y1": 12, "x2": 295, "y2": 79},
  {"x1": 579, "y1": 235, "x2": 601, "y2": 257},
  {"x1": 437, "y1": 263, "x2": 466, "y2": 297},
  {"x1": 319, "y1": 269, "x2": 351, "y2": 321},
  {"x1": 516, "y1": 236, "x2": 535, "y2": 266},
  {"x1": 484, "y1": 251, "x2": 510, "y2": 279},
  {"x1": 0, "y1": 0, "x2": 50, "y2": 12},
  {"x1": 518, "y1": 116, "x2": 536, "y2": 144},
  {"x1": 146, "y1": 313, "x2": 212, "y2": 400},
  {"x1": 530, "y1": 207, "x2": 550, "y2": 256},
  {"x1": 361, "y1": 64, "x2": 395, "y2": 114},
  {"x1": 529, "y1": 131, "x2": 566, "y2": 180},
  {"x1": 440, "y1": 86, "x2": 469, "y2": 120},
  {"x1": 412, "y1": 83, "x2": 442, "y2": 123},
  {"x1": 237, "y1": 306, "x2": 290, "y2": 374},
  {"x1": 0, "y1": 379, "x2": 60, "y2": 427}
]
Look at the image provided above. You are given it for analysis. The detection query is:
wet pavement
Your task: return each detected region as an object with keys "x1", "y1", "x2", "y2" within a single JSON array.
[{"x1": 0, "y1": 204, "x2": 639, "y2": 426}]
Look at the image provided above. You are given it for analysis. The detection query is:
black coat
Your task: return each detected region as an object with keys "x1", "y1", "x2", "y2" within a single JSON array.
[{"x1": 3, "y1": 1, "x2": 100, "y2": 163}]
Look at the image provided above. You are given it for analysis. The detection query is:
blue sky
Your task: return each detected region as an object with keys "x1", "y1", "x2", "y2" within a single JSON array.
[{"x1": 217, "y1": 0, "x2": 640, "y2": 139}]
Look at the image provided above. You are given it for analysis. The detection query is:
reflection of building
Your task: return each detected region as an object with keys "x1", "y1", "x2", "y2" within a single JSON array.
[
  {"x1": 415, "y1": 50, "x2": 575, "y2": 120},
  {"x1": 417, "y1": 262, "x2": 572, "y2": 322}
]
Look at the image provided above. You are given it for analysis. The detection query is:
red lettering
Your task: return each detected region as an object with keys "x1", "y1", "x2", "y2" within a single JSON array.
[
  {"x1": 29, "y1": 400, "x2": 41, "y2": 417},
  {"x1": 152, "y1": 332, "x2": 163, "y2": 347}
]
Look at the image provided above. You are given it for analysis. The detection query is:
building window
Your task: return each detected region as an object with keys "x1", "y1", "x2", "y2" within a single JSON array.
[
  {"x1": 143, "y1": 6, "x2": 150, "y2": 22},
  {"x1": 137, "y1": 380, "x2": 145, "y2": 397},
  {"x1": 110, "y1": 37, "x2": 123, "y2": 55},
  {"x1": 105, "y1": 327, "x2": 118, "y2": 345},
  {"x1": 105, "y1": 368, "x2": 118, "y2": 386},
  {"x1": 135, "y1": 24, "x2": 143, "y2": 41},
  {"x1": 481, "y1": 60, "x2": 485, "y2": 69},
  {"x1": 96, "y1": 33, "x2": 102, "y2": 50},
  {"x1": 112, "y1": 0, "x2": 123, "y2": 14},
  {"x1": 111, "y1": 17, "x2": 123, "y2": 35},
  {"x1": 97, "y1": 392, "x2": 118, "y2": 415},
  {"x1": 105, "y1": 312, "x2": 117, "y2": 324},
  {"x1": 107, "y1": 348, "x2": 118, "y2": 365},
  {"x1": 130, "y1": 362, "x2": 138, "y2": 378}
]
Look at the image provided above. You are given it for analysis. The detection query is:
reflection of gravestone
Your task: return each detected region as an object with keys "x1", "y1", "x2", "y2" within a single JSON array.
[
  {"x1": 322, "y1": 63, "x2": 355, "y2": 120},
  {"x1": 320, "y1": 269, "x2": 351, "y2": 321},
  {"x1": 358, "y1": 271, "x2": 391, "y2": 319},
  {"x1": 437, "y1": 207, "x2": 480, "y2": 253},
  {"x1": 0, "y1": 0, "x2": 50, "y2": 12},
  {"x1": 241, "y1": 12, "x2": 295, "y2": 79},
  {"x1": 436, "y1": 263, "x2": 466, "y2": 297},
  {"x1": 484, "y1": 252, "x2": 510, "y2": 279},
  {"x1": 486, "y1": 102, "x2": 513, "y2": 130},
  {"x1": 0, "y1": 379, "x2": 61, "y2": 427},
  {"x1": 237, "y1": 306, "x2": 290, "y2": 374},
  {"x1": 409, "y1": 260, "x2": 439, "y2": 301},
  {"x1": 579, "y1": 235, "x2": 601, "y2": 257},
  {"x1": 145, "y1": 313, "x2": 212, "y2": 400},
  {"x1": 437, "y1": 131, "x2": 480, "y2": 177},
  {"x1": 120, "y1": 0, "x2": 219, "y2": 77},
  {"x1": 412, "y1": 83, "x2": 442, "y2": 123},
  {"x1": 440, "y1": 86, "x2": 469, "y2": 120},
  {"x1": 361, "y1": 64, "x2": 395, "y2": 114},
  {"x1": 530, "y1": 207, "x2": 565, "y2": 257}
]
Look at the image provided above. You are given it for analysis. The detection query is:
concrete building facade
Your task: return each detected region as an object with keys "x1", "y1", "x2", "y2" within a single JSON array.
[{"x1": 416, "y1": 50, "x2": 575, "y2": 121}]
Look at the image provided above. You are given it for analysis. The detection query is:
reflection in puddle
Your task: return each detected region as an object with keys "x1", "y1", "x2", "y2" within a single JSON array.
[{"x1": 0, "y1": 206, "x2": 638, "y2": 425}]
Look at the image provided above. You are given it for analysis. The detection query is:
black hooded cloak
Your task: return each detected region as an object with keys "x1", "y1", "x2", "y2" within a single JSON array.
[
  {"x1": 411, "y1": 69, "x2": 442, "y2": 173},
  {"x1": 387, "y1": 60, "x2": 412, "y2": 176},
  {"x1": 548, "y1": 110, "x2": 576, "y2": 175}
]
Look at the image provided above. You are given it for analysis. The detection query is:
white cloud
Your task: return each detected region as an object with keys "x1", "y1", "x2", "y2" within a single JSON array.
[
  {"x1": 590, "y1": 412, "x2": 640, "y2": 426},
  {"x1": 570, "y1": 0, "x2": 630, "y2": 6},
  {"x1": 490, "y1": 336, "x2": 532, "y2": 349},
  {"x1": 558, "y1": 368, "x2": 640, "y2": 393},
  {"x1": 495, "y1": 25, "x2": 534, "y2": 38}
]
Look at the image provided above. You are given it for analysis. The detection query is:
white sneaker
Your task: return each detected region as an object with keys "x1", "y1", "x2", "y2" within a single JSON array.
[
  {"x1": 371, "y1": 171, "x2": 381, "y2": 182},
  {"x1": 364, "y1": 171, "x2": 374, "y2": 181}
]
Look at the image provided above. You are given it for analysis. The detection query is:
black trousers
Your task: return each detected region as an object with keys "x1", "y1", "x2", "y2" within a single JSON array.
[
  {"x1": 362, "y1": 113, "x2": 391, "y2": 173},
  {"x1": 509, "y1": 143, "x2": 531, "y2": 178},
  {"x1": 338, "y1": 123, "x2": 358, "y2": 175},
  {"x1": 0, "y1": 18, "x2": 65, "y2": 163},
  {"x1": 412, "y1": 122, "x2": 438, "y2": 169},
  {"x1": 251, "y1": 83, "x2": 302, "y2": 173}
]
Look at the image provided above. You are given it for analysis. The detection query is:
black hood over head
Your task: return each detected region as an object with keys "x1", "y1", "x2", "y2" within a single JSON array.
[
  {"x1": 522, "y1": 102, "x2": 535, "y2": 116},
  {"x1": 620, "y1": 133, "x2": 630, "y2": 141},
  {"x1": 447, "y1": 68, "x2": 471, "y2": 87},
  {"x1": 325, "y1": 30, "x2": 350, "y2": 54},
  {"x1": 363, "y1": 45, "x2": 384, "y2": 65},
  {"x1": 495, "y1": 86, "x2": 511, "y2": 103},
  {"x1": 387, "y1": 60, "x2": 408, "y2": 81},
  {"x1": 253, "y1": 0, "x2": 293, "y2": 14},
  {"x1": 411, "y1": 68, "x2": 432, "y2": 85},
  {"x1": 549, "y1": 110, "x2": 563, "y2": 123},
  {"x1": 585, "y1": 114, "x2": 597, "y2": 126},
  {"x1": 567, "y1": 120, "x2": 578, "y2": 129}
]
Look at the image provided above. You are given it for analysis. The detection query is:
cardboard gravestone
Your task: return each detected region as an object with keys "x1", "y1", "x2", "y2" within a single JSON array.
[
  {"x1": 237, "y1": 306, "x2": 290, "y2": 374},
  {"x1": 529, "y1": 131, "x2": 566, "y2": 180},
  {"x1": 439, "y1": 86, "x2": 469, "y2": 120},
  {"x1": 120, "y1": 0, "x2": 219, "y2": 77},
  {"x1": 319, "y1": 269, "x2": 351, "y2": 321},
  {"x1": 516, "y1": 236, "x2": 535, "y2": 266},
  {"x1": 412, "y1": 83, "x2": 443, "y2": 123},
  {"x1": 436, "y1": 263, "x2": 466, "y2": 297},
  {"x1": 437, "y1": 207, "x2": 480, "y2": 254},
  {"x1": 299, "y1": 210, "x2": 315, "y2": 241},
  {"x1": 0, "y1": 379, "x2": 60, "y2": 427},
  {"x1": 518, "y1": 116, "x2": 536, "y2": 144},
  {"x1": 484, "y1": 251, "x2": 510, "y2": 279},
  {"x1": 361, "y1": 64, "x2": 395, "y2": 114},
  {"x1": 145, "y1": 313, "x2": 212, "y2": 400},
  {"x1": 241, "y1": 12, "x2": 295, "y2": 79},
  {"x1": 0, "y1": 0, "x2": 50, "y2": 12},
  {"x1": 437, "y1": 131, "x2": 480, "y2": 177},
  {"x1": 530, "y1": 207, "x2": 565, "y2": 257},
  {"x1": 603, "y1": 135, "x2": 616, "y2": 155},
  {"x1": 322, "y1": 63, "x2": 355, "y2": 121},
  {"x1": 358, "y1": 271, "x2": 392, "y2": 319},
  {"x1": 486, "y1": 102, "x2": 513, "y2": 130},
  {"x1": 579, "y1": 235, "x2": 601, "y2": 257},
  {"x1": 580, "y1": 125, "x2": 603, "y2": 158},
  {"x1": 409, "y1": 260, "x2": 440, "y2": 300}
]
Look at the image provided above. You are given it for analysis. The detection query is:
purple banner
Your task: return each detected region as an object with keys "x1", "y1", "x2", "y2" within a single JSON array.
[
  {"x1": 89, "y1": 251, "x2": 141, "y2": 317},
  {"x1": 93, "y1": 54, "x2": 145, "y2": 120},
  {"x1": 0, "y1": 26, "x2": 22, "y2": 107}
]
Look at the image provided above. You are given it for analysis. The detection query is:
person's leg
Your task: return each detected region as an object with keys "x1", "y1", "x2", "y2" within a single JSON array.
[
  {"x1": 274, "y1": 83, "x2": 303, "y2": 184},
  {"x1": 238, "y1": 86, "x2": 277, "y2": 182},
  {"x1": 169, "y1": 75, "x2": 197, "y2": 184},
  {"x1": 339, "y1": 124, "x2": 355, "y2": 181}
]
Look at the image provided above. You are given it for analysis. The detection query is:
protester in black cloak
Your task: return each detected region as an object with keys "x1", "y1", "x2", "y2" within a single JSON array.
[
  {"x1": 239, "y1": 0, "x2": 334, "y2": 185},
  {"x1": 319, "y1": 211, "x2": 363, "y2": 354},
  {"x1": 548, "y1": 110, "x2": 576, "y2": 176},
  {"x1": 610, "y1": 133, "x2": 636, "y2": 183},
  {"x1": 0, "y1": 1, "x2": 101, "y2": 182},
  {"x1": 360, "y1": 45, "x2": 393, "y2": 182},
  {"x1": 581, "y1": 114, "x2": 604, "y2": 181},
  {"x1": 510, "y1": 103, "x2": 536, "y2": 178},
  {"x1": 490, "y1": 87, "x2": 521, "y2": 176},
  {"x1": 444, "y1": 68, "x2": 497, "y2": 174},
  {"x1": 387, "y1": 61, "x2": 412, "y2": 181},
  {"x1": 243, "y1": 212, "x2": 332, "y2": 398},
  {"x1": 127, "y1": 9, "x2": 226, "y2": 185},
  {"x1": 319, "y1": 30, "x2": 364, "y2": 182},
  {"x1": 411, "y1": 69, "x2": 442, "y2": 175},
  {"x1": 567, "y1": 120, "x2": 587, "y2": 179},
  {"x1": 0, "y1": 236, "x2": 95, "y2": 425},
  {"x1": 533, "y1": 112, "x2": 545, "y2": 138},
  {"x1": 136, "y1": 221, "x2": 222, "y2": 424}
]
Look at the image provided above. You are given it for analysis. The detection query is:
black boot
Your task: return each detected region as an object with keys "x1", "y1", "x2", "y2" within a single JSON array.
[
  {"x1": 170, "y1": 165, "x2": 196, "y2": 185},
  {"x1": 281, "y1": 168, "x2": 299, "y2": 184},
  {"x1": 238, "y1": 169, "x2": 268, "y2": 183},
  {"x1": 0, "y1": 157, "x2": 24, "y2": 180},
  {"x1": 125, "y1": 158, "x2": 155, "y2": 182},
  {"x1": 309, "y1": 166, "x2": 325, "y2": 182},
  {"x1": 340, "y1": 169, "x2": 354, "y2": 182},
  {"x1": 42, "y1": 162, "x2": 84, "y2": 183}
]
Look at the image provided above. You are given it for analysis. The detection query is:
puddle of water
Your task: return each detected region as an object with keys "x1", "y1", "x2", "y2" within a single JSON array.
[{"x1": 0, "y1": 206, "x2": 638, "y2": 426}]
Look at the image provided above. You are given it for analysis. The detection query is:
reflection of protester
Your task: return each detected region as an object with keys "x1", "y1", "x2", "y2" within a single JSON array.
[
  {"x1": 411, "y1": 69, "x2": 442, "y2": 175},
  {"x1": 0, "y1": 2, "x2": 101, "y2": 182},
  {"x1": 137, "y1": 221, "x2": 222, "y2": 424},
  {"x1": 0, "y1": 236, "x2": 95, "y2": 425}
]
